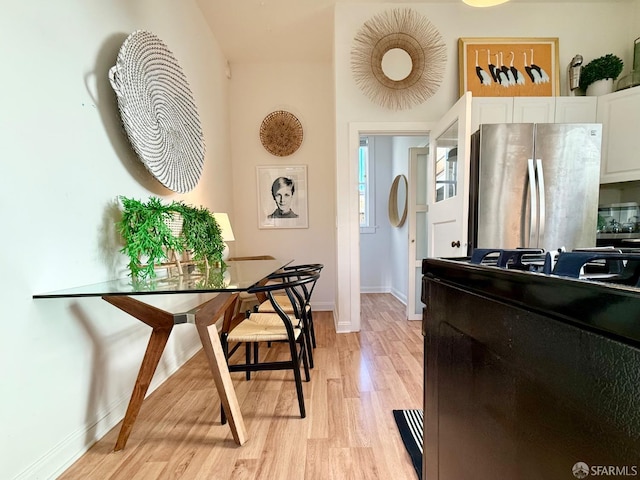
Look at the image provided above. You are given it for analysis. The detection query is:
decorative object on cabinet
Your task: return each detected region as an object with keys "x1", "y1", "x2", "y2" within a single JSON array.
[
  {"x1": 117, "y1": 196, "x2": 224, "y2": 279},
  {"x1": 458, "y1": 37, "x2": 559, "y2": 97},
  {"x1": 351, "y1": 8, "x2": 446, "y2": 110},
  {"x1": 108, "y1": 30, "x2": 205, "y2": 194},
  {"x1": 259, "y1": 110, "x2": 304, "y2": 157},
  {"x1": 388, "y1": 174, "x2": 408, "y2": 227},
  {"x1": 256, "y1": 165, "x2": 308, "y2": 229},
  {"x1": 616, "y1": 70, "x2": 640, "y2": 91},
  {"x1": 579, "y1": 53, "x2": 623, "y2": 96},
  {"x1": 567, "y1": 54, "x2": 584, "y2": 96},
  {"x1": 617, "y1": 37, "x2": 640, "y2": 91}
]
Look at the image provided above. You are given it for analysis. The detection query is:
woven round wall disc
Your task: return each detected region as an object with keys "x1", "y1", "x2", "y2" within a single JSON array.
[
  {"x1": 108, "y1": 30, "x2": 205, "y2": 193},
  {"x1": 259, "y1": 110, "x2": 303, "y2": 157}
]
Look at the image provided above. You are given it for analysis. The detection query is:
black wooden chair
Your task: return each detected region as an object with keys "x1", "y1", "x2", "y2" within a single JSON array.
[
  {"x1": 220, "y1": 270, "x2": 319, "y2": 423},
  {"x1": 256, "y1": 264, "x2": 323, "y2": 367},
  {"x1": 227, "y1": 255, "x2": 276, "y2": 315}
]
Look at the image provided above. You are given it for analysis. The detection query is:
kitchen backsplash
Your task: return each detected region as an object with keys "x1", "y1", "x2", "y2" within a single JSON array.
[{"x1": 598, "y1": 180, "x2": 640, "y2": 234}]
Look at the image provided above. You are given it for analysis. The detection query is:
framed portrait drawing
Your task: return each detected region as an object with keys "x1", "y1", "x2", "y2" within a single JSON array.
[
  {"x1": 458, "y1": 37, "x2": 559, "y2": 97},
  {"x1": 256, "y1": 165, "x2": 308, "y2": 229}
]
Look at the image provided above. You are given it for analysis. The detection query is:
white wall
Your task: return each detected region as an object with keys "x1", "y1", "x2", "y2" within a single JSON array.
[
  {"x1": 360, "y1": 136, "x2": 393, "y2": 293},
  {"x1": 390, "y1": 136, "x2": 428, "y2": 304},
  {"x1": 228, "y1": 62, "x2": 336, "y2": 312},
  {"x1": 334, "y1": 1, "x2": 637, "y2": 333},
  {"x1": 1, "y1": 1, "x2": 232, "y2": 478}
]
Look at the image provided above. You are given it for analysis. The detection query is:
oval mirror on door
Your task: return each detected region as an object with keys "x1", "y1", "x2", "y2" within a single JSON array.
[{"x1": 388, "y1": 174, "x2": 408, "y2": 227}]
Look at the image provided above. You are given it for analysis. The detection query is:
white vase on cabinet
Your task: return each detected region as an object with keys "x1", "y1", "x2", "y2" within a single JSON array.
[{"x1": 586, "y1": 78, "x2": 614, "y2": 96}]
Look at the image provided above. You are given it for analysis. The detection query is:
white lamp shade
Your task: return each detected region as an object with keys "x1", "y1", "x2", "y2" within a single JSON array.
[
  {"x1": 462, "y1": 0, "x2": 509, "y2": 6},
  {"x1": 212, "y1": 212, "x2": 235, "y2": 242}
]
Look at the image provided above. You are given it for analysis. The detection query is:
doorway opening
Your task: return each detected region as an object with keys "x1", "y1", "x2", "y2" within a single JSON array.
[
  {"x1": 338, "y1": 122, "x2": 432, "y2": 333},
  {"x1": 358, "y1": 134, "x2": 428, "y2": 315}
]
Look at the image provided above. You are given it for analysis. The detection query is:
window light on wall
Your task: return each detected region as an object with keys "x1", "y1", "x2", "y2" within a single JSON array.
[{"x1": 358, "y1": 137, "x2": 371, "y2": 228}]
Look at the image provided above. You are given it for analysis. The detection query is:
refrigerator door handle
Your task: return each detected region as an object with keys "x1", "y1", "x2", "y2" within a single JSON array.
[
  {"x1": 536, "y1": 159, "x2": 546, "y2": 247},
  {"x1": 527, "y1": 159, "x2": 538, "y2": 248}
]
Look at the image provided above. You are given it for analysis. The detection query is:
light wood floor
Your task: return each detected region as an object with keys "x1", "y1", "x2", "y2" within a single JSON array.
[{"x1": 58, "y1": 293, "x2": 424, "y2": 480}]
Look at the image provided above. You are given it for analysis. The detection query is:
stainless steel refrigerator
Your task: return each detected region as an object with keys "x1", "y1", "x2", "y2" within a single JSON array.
[{"x1": 468, "y1": 123, "x2": 602, "y2": 254}]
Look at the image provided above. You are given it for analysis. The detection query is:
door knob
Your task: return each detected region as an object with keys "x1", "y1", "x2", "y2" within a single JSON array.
[{"x1": 451, "y1": 240, "x2": 461, "y2": 248}]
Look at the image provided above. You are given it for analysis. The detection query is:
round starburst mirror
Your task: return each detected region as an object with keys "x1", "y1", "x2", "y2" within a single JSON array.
[{"x1": 351, "y1": 8, "x2": 447, "y2": 110}]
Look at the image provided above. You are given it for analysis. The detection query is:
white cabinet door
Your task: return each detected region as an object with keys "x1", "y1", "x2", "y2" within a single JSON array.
[
  {"x1": 471, "y1": 97, "x2": 513, "y2": 132},
  {"x1": 427, "y1": 92, "x2": 472, "y2": 258},
  {"x1": 555, "y1": 97, "x2": 597, "y2": 123},
  {"x1": 513, "y1": 96, "x2": 555, "y2": 123},
  {"x1": 598, "y1": 87, "x2": 640, "y2": 183}
]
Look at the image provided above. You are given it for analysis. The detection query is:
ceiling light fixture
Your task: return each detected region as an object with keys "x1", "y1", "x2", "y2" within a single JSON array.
[{"x1": 462, "y1": 0, "x2": 509, "y2": 7}]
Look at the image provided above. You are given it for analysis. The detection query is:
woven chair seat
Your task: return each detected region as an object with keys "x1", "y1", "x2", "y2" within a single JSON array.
[
  {"x1": 249, "y1": 311, "x2": 300, "y2": 327},
  {"x1": 258, "y1": 295, "x2": 311, "y2": 314},
  {"x1": 228, "y1": 316, "x2": 302, "y2": 343}
]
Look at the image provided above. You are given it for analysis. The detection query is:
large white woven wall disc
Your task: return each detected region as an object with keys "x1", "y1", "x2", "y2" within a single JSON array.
[{"x1": 109, "y1": 30, "x2": 205, "y2": 193}]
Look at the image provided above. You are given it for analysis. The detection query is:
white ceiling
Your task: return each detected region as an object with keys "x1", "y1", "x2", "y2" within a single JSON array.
[{"x1": 196, "y1": 0, "x2": 630, "y2": 63}]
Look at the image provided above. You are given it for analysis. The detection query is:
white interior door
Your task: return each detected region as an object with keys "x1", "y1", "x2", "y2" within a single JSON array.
[
  {"x1": 407, "y1": 146, "x2": 429, "y2": 320},
  {"x1": 427, "y1": 92, "x2": 472, "y2": 258}
]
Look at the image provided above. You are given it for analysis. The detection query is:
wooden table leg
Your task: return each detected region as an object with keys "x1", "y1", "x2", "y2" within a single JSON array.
[
  {"x1": 194, "y1": 293, "x2": 248, "y2": 445},
  {"x1": 102, "y1": 296, "x2": 175, "y2": 452},
  {"x1": 103, "y1": 293, "x2": 249, "y2": 450}
]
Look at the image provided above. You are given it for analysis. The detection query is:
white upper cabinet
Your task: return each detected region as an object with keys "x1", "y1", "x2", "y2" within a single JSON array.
[
  {"x1": 513, "y1": 97, "x2": 555, "y2": 123},
  {"x1": 471, "y1": 96, "x2": 597, "y2": 132},
  {"x1": 555, "y1": 97, "x2": 598, "y2": 123},
  {"x1": 597, "y1": 87, "x2": 640, "y2": 184},
  {"x1": 470, "y1": 97, "x2": 513, "y2": 132}
]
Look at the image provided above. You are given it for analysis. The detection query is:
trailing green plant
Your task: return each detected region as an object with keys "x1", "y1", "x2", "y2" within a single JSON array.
[
  {"x1": 579, "y1": 53, "x2": 624, "y2": 91},
  {"x1": 116, "y1": 196, "x2": 224, "y2": 279},
  {"x1": 179, "y1": 204, "x2": 225, "y2": 269},
  {"x1": 117, "y1": 196, "x2": 184, "y2": 279}
]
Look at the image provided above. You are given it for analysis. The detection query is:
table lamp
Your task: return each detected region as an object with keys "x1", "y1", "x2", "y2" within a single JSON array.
[
  {"x1": 213, "y1": 212, "x2": 235, "y2": 261},
  {"x1": 462, "y1": 0, "x2": 509, "y2": 6}
]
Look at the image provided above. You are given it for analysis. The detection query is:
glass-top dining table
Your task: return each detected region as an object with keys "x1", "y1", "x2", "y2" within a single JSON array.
[{"x1": 33, "y1": 257, "x2": 292, "y2": 451}]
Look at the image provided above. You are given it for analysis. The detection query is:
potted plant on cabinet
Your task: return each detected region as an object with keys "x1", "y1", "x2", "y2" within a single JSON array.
[
  {"x1": 117, "y1": 196, "x2": 224, "y2": 279},
  {"x1": 579, "y1": 53, "x2": 624, "y2": 96}
]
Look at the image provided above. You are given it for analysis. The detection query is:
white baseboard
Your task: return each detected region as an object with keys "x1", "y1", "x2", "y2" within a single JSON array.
[
  {"x1": 310, "y1": 301, "x2": 335, "y2": 311},
  {"x1": 360, "y1": 286, "x2": 390, "y2": 294},
  {"x1": 390, "y1": 288, "x2": 407, "y2": 305},
  {"x1": 334, "y1": 309, "x2": 353, "y2": 333}
]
